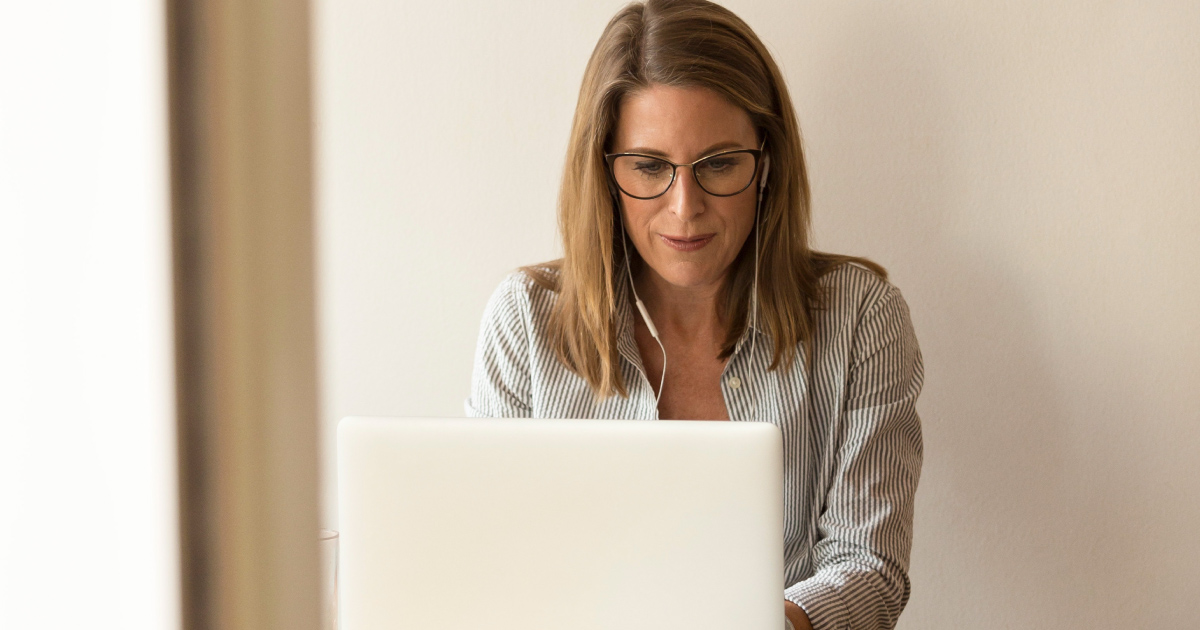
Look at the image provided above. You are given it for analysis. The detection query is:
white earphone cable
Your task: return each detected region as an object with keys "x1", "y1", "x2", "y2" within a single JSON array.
[
  {"x1": 748, "y1": 150, "x2": 769, "y2": 419},
  {"x1": 618, "y1": 207, "x2": 667, "y2": 407}
]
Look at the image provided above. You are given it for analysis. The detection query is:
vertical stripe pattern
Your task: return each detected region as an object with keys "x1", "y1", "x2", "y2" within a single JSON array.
[{"x1": 466, "y1": 263, "x2": 924, "y2": 630}]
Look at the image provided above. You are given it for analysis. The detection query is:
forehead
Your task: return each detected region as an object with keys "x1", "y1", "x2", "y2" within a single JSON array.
[{"x1": 611, "y1": 84, "x2": 757, "y2": 159}]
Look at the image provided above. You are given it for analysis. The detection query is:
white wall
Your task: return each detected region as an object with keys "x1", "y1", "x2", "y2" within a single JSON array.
[
  {"x1": 0, "y1": 2, "x2": 179, "y2": 629},
  {"x1": 314, "y1": 1, "x2": 1200, "y2": 628}
]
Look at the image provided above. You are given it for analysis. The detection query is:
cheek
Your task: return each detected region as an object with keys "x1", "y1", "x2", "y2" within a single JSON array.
[
  {"x1": 719, "y1": 199, "x2": 758, "y2": 242},
  {"x1": 620, "y1": 201, "x2": 658, "y2": 239}
]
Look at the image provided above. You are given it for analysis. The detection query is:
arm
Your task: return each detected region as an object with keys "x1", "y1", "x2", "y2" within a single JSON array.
[
  {"x1": 464, "y1": 274, "x2": 535, "y2": 418},
  {"x1": 786, "y1": 288, "x2": 925, "y2": 630},
  {"x1": 785, "y1": 599, "x2": 814, "y2": 630}
]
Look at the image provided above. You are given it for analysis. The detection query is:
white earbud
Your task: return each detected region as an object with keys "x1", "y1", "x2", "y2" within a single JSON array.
[{"x1": 759, "y1": 154, "x2": 770, "y2": 193}]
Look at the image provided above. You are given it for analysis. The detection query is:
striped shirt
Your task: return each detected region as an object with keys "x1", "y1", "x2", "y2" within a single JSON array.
[{"x1": 465, "y1": 262, "x2": 924, "y2": 630}]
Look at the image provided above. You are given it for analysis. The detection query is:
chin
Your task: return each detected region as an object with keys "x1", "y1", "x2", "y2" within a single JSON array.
[{"x1": 655, "y1": 262, "x2": 725, "y2": 289}]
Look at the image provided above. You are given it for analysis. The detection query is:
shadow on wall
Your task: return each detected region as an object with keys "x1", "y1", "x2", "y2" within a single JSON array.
[{"x1": 804, "y1": 8, "x2": 1158, "y2": 630}]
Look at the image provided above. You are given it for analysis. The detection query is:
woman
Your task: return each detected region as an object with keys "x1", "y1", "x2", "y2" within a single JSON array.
[{"x1": 465, "y1": 1, "x2": 924, "y2": 629}]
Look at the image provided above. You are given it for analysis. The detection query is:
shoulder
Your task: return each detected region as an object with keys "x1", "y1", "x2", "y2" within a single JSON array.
[
  {"x1": 491, "y1": 264, "x2": 559, "y2": 309},
  {"x1": 812, "y1": 262, "x2": 921, "y2": 374},
  {"x1": 812, "y1": 261, "x2": 920, "y2": 359},
  {"x1": 480, "y1": 265, "x2": 560, "y2": 331},
  {"x1": 817, "y1": 261, "x2": 906, "y2": 322}
]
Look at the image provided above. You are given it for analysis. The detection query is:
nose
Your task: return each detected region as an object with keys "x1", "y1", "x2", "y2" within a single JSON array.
[{"x1": 666, "y1": 165, "x2": 706, "y2": 221}]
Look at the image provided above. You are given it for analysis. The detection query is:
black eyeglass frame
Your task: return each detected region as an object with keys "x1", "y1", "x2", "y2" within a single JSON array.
[{"x1": 604, "y1": 145, "x2": 765, "y2": 200}]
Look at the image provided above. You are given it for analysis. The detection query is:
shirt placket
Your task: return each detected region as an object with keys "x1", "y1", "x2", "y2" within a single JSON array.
[{"x1": 720, "y1": 325, "x2": 761, "y2": 421}]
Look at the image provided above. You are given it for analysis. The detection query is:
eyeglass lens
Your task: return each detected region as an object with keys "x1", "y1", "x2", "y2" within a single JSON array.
[{"x1": 610, "y1": 151, "x2": 757, "y2": 198}]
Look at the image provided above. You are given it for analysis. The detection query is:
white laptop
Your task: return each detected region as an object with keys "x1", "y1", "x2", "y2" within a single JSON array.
[{"x1": 337, "y1": 416, "x2": 785, "y2": 630}]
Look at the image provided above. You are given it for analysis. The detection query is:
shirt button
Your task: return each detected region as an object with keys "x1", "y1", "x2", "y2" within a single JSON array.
[{"x1": 728, "y1": 376, "x2": 742, "y2": 390}]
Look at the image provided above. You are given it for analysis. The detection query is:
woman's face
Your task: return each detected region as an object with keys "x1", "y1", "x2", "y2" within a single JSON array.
[{"x1": 611, "y1": 84, "x2": 760, "y2": 293}]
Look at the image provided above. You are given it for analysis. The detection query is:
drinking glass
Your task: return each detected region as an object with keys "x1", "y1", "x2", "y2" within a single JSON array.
[{"x1": 319, "y1": 529, "x2": 339, "y2": 630}]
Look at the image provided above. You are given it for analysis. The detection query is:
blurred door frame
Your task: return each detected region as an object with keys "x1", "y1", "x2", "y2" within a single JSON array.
[{"x1": 166, "y1": 2, "x2": 322, "y2": 629}]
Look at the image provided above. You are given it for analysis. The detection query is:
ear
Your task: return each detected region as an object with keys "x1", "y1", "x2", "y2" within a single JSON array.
[{"x1": 759, "y1": 154, "x2": 771, "y2": 192}]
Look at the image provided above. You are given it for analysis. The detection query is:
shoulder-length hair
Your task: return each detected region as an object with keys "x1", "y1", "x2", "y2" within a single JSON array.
[{"x1": 525, "y1": 0, "x2": 885, "y2": 399}]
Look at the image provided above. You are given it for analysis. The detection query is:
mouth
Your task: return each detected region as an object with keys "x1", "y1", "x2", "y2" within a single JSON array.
[{"x1": 659, "y1": 233, "x2": 716, "y2": 252}]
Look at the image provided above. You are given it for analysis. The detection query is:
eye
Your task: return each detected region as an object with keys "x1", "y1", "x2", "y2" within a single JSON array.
[
  {"x1": 702, "y1": 158, "x2": 735, "y2": 171},
  {"x1": 633, "y1": 160, "x2": 667, "y2": 175}
]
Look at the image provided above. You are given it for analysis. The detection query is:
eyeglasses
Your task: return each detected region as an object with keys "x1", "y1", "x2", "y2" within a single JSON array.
[{"x1": 605, "y1": 141, "x2": 765, "y2": 200}]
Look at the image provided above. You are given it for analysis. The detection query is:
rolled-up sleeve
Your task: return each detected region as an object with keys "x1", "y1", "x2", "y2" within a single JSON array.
[
  {"x1": 464, "y1": 273, "x2": 535, "y2": 418},
  {"x1": 786, "y1": 287, "x2": 925, "y2": 630}
]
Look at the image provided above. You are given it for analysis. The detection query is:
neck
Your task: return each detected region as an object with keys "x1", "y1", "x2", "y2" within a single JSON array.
[{"x1": 632, "y1": 266, "x2": 727, "y2": 342}]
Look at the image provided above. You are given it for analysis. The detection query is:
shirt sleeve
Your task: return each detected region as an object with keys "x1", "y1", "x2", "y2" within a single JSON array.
[
  {"x1": 464, "y1": 273, "x2": 535, "y2": 418},
  {"x1": 785, "y1": 286, "x2": 925, "y2": 630}
]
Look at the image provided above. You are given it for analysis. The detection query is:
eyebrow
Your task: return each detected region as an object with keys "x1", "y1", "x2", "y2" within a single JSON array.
[{"x1": 620, "y1": 140, "x2": 747, "y2": 159}]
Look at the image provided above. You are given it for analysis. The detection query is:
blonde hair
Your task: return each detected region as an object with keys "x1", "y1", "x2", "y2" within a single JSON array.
[{"x1": 525, "y1": 0, "x2": 885, "y2": 398}]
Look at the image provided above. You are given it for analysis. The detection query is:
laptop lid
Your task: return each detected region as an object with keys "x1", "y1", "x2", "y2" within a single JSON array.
[{"x1": 337, "y1": 416, "x2": 785, "y2": 630}]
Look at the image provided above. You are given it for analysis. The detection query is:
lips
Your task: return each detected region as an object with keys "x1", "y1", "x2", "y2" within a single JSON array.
[{"x1": 659, "y1": 233, "x2": 716, "y2": 252}]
